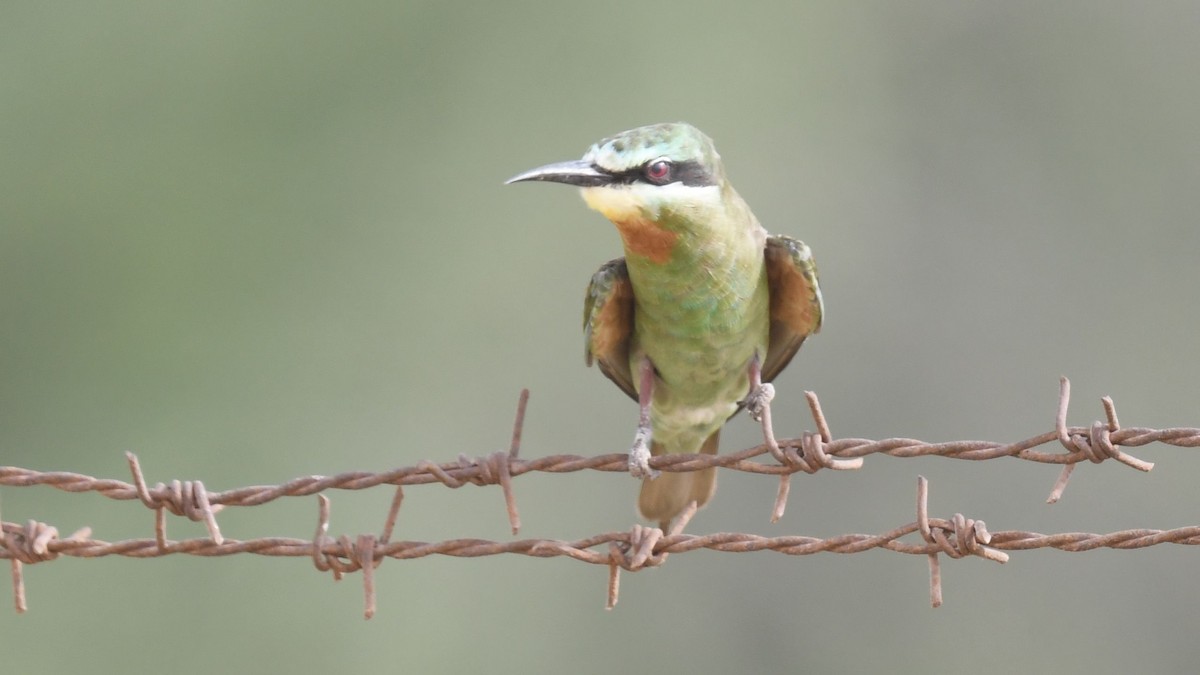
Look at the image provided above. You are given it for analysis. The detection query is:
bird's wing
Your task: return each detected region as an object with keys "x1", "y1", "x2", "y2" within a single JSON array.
[
  {"x1": 584, "y1": 257, "x2": 638, "y2": 401},
  {"x1": 762, "y1": 235, "x2": 823, "y2": 382}
]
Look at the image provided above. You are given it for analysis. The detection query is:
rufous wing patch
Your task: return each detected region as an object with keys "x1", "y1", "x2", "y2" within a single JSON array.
[
  {"x1": 762, "y1": 235, "x2": 823, "y2": 382},
  {"x1": 584, "y1": 259, "x2": 637, "y2": 400},
  {"x1": 767, "y1": 250, "x2": 819, "y2": 333},
  {"x1": 590, "y1": 278, "x2": 633, "y2": 366}
]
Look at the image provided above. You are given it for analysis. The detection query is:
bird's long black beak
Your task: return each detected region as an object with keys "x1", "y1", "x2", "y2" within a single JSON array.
[{"x1": 505, "y1": 159, "x2": 613, "y2": 187}]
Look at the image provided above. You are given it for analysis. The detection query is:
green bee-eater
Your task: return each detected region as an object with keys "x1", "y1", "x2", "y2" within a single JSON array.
[{"x1": 508, "y1": 122, "x2": 823, "y2": 528}]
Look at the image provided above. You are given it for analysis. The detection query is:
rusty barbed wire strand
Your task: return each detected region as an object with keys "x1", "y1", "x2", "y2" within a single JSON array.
[
  {"x1": 1, "y1": 378, "x2": 1195, "y2": 537},
  {"x1": 5, "y1": 474, "x2": 1200, "y2": 615},
  {"x1": 3, "y1": 378, "x2": 1200, "y2": 615}
]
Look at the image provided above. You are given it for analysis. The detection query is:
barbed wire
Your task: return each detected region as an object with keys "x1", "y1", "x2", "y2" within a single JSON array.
[
  {"x1": 6, "y1": 477, "x2": 1200, "y2": 615},
  {"x1": 3, "y1": 378, "x2": 1199, "y2": 616}
]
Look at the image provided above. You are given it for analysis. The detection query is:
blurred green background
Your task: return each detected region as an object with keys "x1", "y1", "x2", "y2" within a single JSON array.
[{"x1": 3, "y1": 2, "x2": 1199, "y2": 672}]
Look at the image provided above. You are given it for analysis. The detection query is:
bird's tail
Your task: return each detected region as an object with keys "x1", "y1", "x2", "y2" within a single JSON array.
[{"x1": 637, "y1": 430, "x2": 720, "y2": 530}]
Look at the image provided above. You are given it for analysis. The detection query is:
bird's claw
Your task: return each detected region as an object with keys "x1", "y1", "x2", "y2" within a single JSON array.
[
  {"x1": 744, "y1": 382, "x2": 776, "y2": 422},
  {"x1": 628, "y1": 426, "x2": 659, "y2": 479}
]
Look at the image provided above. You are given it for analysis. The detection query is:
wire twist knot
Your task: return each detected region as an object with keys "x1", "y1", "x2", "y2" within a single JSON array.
[
  {"x1": 923, "y1": 513, "x2": 996, "y2": 560},
  {"x1": 150, "y1": 479, "x2": 217, "y2": 521},
  {"x1": 603, "y1": 501, "x2": 699, "y2": 609},
  {"x1": 609, "y1": 524, "x2": 668, "y2": 572},
  {"x1": 915, "y1": 476, "x2": 1008, "y2": 607},
  {"x1": 410, "y1": 390, "x2": 529, "y2": 534},
  {"x1": 1, "y1": 515, "x2": 91, "y2": 614},
  {"x1": 1046, "y1": 378, "x2": 1154, "y2": 503},
  {"x1": 4, "y1": 521, "x2": 71, "y2": 564},
  {"x1": 125, "y1": 452, "x2": 224, "y2": 546},
  {"x1": 1064, "y1": 421, "x2": 1119, "y2": 464},
  {"x1": 768, "y1": 392, "x2": 864, "y2": 522}
]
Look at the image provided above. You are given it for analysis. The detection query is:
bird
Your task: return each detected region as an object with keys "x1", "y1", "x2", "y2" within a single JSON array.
[{"x1": 507, "y1": 122, "x2": 822, "y2": 529}]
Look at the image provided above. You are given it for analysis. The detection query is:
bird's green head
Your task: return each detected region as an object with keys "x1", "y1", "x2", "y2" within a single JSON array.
[{"x1": 506, "y1": 122, "x2": 729, "y2": 227}]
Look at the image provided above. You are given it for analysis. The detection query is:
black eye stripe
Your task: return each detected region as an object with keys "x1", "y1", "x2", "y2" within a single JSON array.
[
  {"x1": 594, "y1": 159, "x2": 715, "y2": 187},
  {"x1": 670, "y1": 160, "x2": 715, "y2": 187}
]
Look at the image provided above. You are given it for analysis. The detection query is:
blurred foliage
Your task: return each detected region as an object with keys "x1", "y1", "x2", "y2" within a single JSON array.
[{"x1": 3, "y1": 2, "x2": 1199, "y2": 673}]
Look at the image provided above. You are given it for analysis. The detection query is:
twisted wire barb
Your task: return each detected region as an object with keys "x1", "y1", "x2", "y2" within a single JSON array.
[{"x1": 3, "y1": 378, "x2": 1200, "y2": 615}]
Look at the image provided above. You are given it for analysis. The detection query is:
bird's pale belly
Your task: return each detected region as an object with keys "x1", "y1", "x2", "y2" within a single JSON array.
[
  {"x1": 631, "y1": 321, "x2": 762, "y2": 453},
  {"x1": 650, "y1": 392, "x2": 742, "y2": 452}
]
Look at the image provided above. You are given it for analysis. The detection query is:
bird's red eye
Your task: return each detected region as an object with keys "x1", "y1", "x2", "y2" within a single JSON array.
[{"x1": 644, "y1": 159, "x2": 672, "y2": 184}]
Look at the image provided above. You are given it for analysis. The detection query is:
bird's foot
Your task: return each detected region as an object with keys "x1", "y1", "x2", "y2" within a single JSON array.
[
  {"x1": 627, "y1": 426, "x2": 658, "y2": 480},
  {"x1": 744, "y1": 354, "x2": 783, "y2": 460},
  {"x1": 744, "y1": 382, "x2": 776, "y2": 422}
]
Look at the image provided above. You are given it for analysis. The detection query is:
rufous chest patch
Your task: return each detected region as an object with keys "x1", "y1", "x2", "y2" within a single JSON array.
[
  {"x1": 582, "y1": 186, "x2": 679, "y2": 264},
  {"x1": 613, "y1": 217, "x2": 678, "y2": 264}
]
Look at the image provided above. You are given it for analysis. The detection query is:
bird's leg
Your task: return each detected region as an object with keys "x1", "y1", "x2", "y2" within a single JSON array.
[
  {"x1": 744, "y1": 352, "x2": 774, "y2": 421},
  {"x1": 628, "y1": 356, "x2": 659, "y2": 480},
  {"x1": 743, "y1": 353, "x2": 781, "y2": 455}
]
